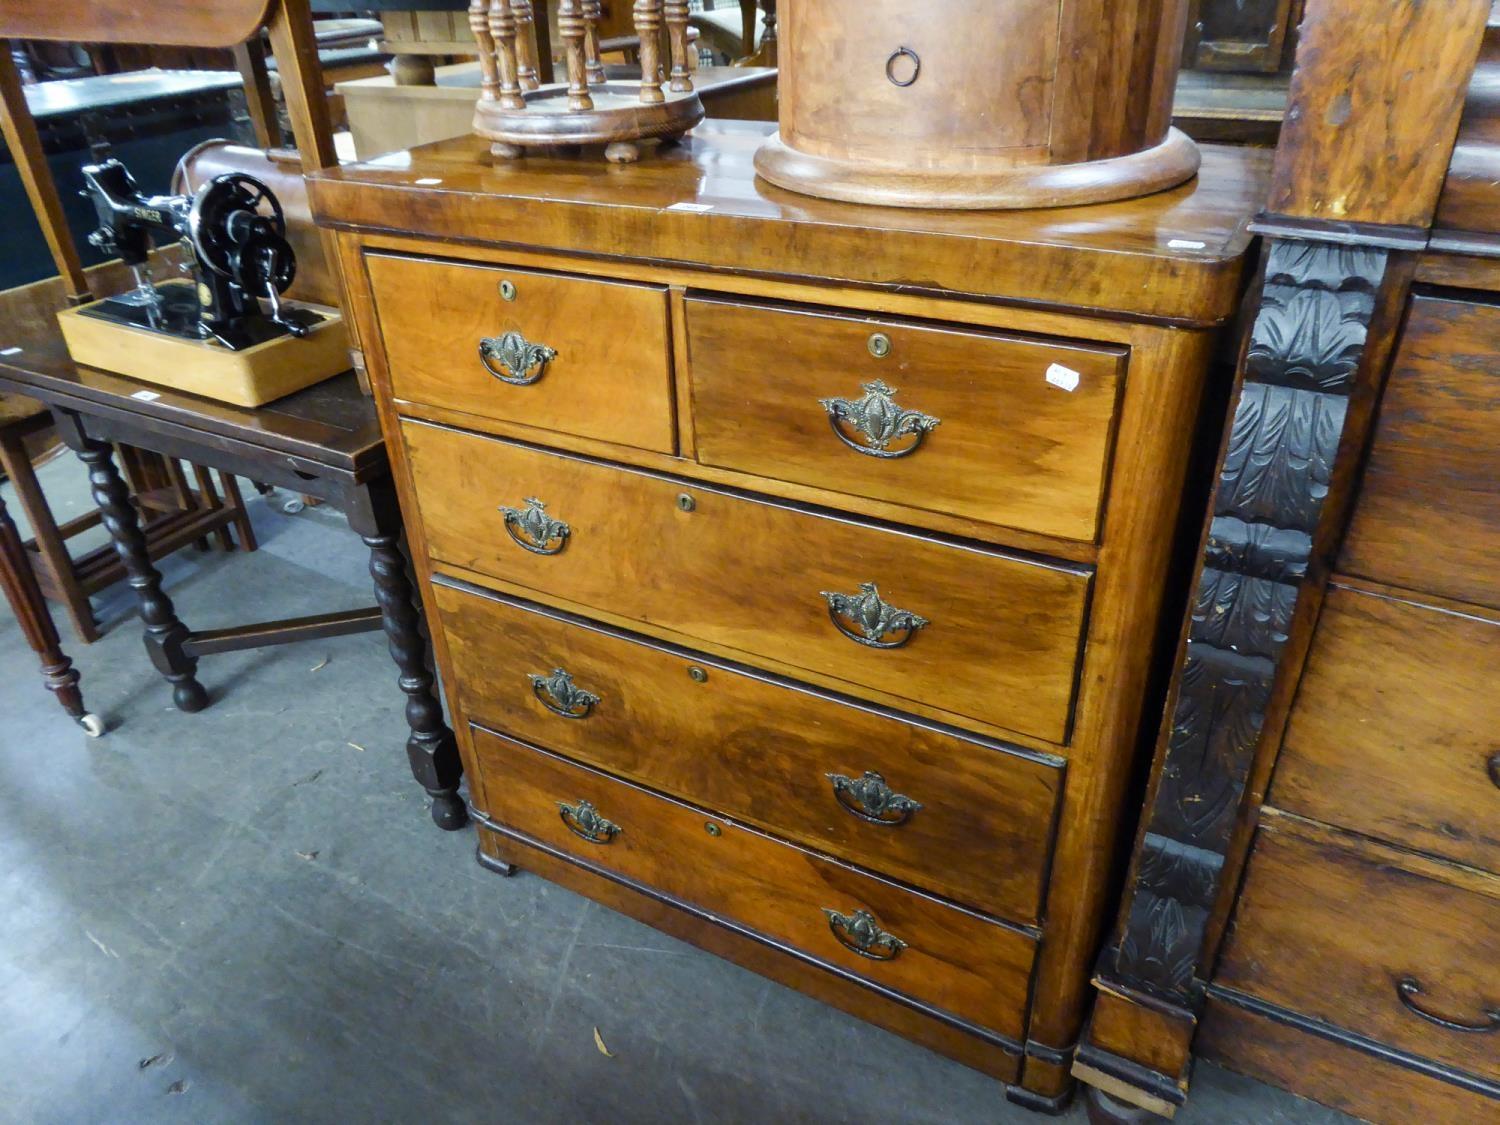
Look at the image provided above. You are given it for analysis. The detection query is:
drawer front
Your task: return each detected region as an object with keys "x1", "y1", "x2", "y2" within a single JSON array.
[
  {"x1": 1339, "y1": 294, "x2": 1500, "y2": 609},
  {"x1": 1219, "y1": 814, "x2": 1500, "y2": 1082},
  {"x1": 433, "y1": 580, "x2": 1062, "y2": 923},
  {"x1": 404, "y1": 421, "x2": 1091, "y2": 744},
  {"x1": 366, "y1": 253, "x2": 675, "y2": 454},
  {"x1": 1271, "y1": 584, "x2": 1500, "y2": 874},
  {"x1": 471, "y1": 726, "x2": 1039, "y2": 1042},
  {"x1": 686, "y1": 296, "x2": 1125, "y2": 542}
]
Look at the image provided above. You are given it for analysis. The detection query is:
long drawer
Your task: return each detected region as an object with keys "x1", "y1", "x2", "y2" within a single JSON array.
[
  {"x1": 366, "y1": 252, "x2": 675, "y2": 454},
  {"x1": 404, "y1": 420, "x2": 1091, "y2": 744},
  {"x1": 1270, "y1": 584, "x2": 1500, "y2": 874},
  {"x1": 433, "y1": 579, "x2": 1062, "y2": 923},
  {"x1": 470, "y1": 726, "x2": 1040, "y2": 1043},
  {"x1": 686, "y1": 295, "x2": 1126, "y2": 542},
  {"x1": 1218, "y1": 812, "x2": 1500, "y2": 1084}
]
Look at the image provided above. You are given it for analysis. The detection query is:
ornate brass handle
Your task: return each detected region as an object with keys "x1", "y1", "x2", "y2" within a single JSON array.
[
  {"x1": 823, "y1": 907, "x2": 907, "y2": 961},
  {"x1": 819, "y1": 380, "x2": 940, "y2": 459},
  {"x1": 1396, "y1": 977, "x2": 1500, "y2": 1033},
  {"x1": 529, "y1": 667, "x2": 599, "y2": 719},
  {"x1": 821, "y1": 582, "x2": 929, "y2": 648},
  {"x1": 499, "y1": 497, "x2": 571, "y2": 555},
  {"x1": 827, "y1": 771, "x2": 922, "y2": 826},
  {"x1": 558, "y1": 798, "x2": 620, "y2": 844},
  {"x1": 479, "y1": 330, "x2": 557, "y2": 385}
]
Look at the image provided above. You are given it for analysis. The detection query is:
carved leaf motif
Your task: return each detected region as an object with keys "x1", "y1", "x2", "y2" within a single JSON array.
[
  {"x1": 1248, "y1": 285, "x2": 1373, "y2": 391},
  {"x1": 1188, "y1": 567, "x2": 1297, "y2": 660},
  {"x1": 1216, "y1": 383, "x2": 1345, "y2": 532}
]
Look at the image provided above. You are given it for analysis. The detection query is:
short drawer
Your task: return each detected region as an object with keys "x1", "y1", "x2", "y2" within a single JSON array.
[
  {"x1": 404, "y1": 420, "x2": 1091, "y2": 744},
  {"x1": 686, "y1": 296, "x2": 1125, "y2": 542},
  {"x1": 1270, "y1": 584, "x2": 1500, "y2": 874},
  {"x1": 366, "y1": 252, "x2": 674, "y2": 453},
  {"x1": 471, "y1": 726, "x2": 1039, "y2": 1043},
  {"x1": 1218, "y1": 812, "x2": 1500, "y2": 1084},
  {"x1": 1339, "y1": 294, "x2": 1500, "y2": 609},
  {"x1": 433, "y1": 579, "x2": 1062, "y2": 923}
]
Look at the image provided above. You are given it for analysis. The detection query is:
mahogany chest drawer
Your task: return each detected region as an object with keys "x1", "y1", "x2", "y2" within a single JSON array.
[
  {"x1": 471, "y1": 726, "x2": 1040, "y2": 1042},
  {"x1": 403, "y1": 420, "x2": 1091, "y2": 744},
  {"x1": 365, "y1": 252, "x2": 675, "y2": 454},
  {"x1": 1339, "y1": 294, "x2": 1500, "y2": 609},
  {"x1": 1269, "y1": 584, "x2": 1500, "y2": 874},
  {"x1": 685, "y1": 295, "x2": 1126, "y2": 542},
  {"x1": 1218, "y1": 813, "x2": 1500, "y2": 1083},
  {"x1": 432, "y1": 579, "x2": 1062, "y2": 923}
]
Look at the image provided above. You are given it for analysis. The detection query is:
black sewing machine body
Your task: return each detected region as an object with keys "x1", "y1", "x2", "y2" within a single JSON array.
[{"x1": 78, "y1": 158, "x2": 322, "y2": 351}]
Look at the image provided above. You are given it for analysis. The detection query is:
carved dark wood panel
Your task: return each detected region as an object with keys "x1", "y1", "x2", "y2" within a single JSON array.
[{"x1": 1102, "y1": 238, "x2": 1388, "y2": 1005}]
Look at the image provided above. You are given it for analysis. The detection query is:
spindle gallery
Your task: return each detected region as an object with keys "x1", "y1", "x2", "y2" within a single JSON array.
[{"x1": 469, "y1": 0, "x2": 705, "y2": 163}]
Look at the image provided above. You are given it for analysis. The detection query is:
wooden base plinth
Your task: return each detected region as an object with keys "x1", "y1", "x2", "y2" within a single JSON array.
[
  {"x1": 474, "y1": 80, "x2": 704, "y2": 163},
  {"x1": 753, "y1": 128, "x2": 1202, "y2": 211}
]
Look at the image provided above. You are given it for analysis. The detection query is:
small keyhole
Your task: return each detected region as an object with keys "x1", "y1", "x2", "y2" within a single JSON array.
[
  {"x1": 687, "y1": 666, "x2": 708, "y2": 683},
  {"x1": 704, "y1": 822, "x2": 722, "y2": 837},
  {"x1": 677, "y1": 493, "x2": 696, "y2": 512},
  {"x1": 499, "y1": 279, "x2": 517, "y2": 301},
  {"x1": 867, "y1": 333, "x2": 891, "y2": 359}
]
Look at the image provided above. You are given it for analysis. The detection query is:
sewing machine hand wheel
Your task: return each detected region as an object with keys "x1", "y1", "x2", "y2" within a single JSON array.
[{"x1": 189, "y1": 173, "x2": 288, "y2": 281}]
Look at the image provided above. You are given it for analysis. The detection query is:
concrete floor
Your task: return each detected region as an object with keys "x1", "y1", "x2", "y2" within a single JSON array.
[{"x1": 0, "y1": 454, "x2": 1357, "y2": 1125}]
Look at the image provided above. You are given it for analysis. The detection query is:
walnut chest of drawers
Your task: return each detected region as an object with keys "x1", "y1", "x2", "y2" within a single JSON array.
[{"x1": 309, "y1": 121, "x2": 1268, "y2": 1111}]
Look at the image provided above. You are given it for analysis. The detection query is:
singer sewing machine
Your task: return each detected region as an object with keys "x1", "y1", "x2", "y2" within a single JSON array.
[{"x1": 56, "y1": 157, "x2": 349, "y2": 407}]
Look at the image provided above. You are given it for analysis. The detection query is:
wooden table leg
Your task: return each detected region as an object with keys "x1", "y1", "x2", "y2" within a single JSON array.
[
  {"x1": 0, "y1": 488, "x2": 102, "y2": 735},
  {"x1": 347, "y1": 478, "x2": 466, "y2": 831},
  {"x1": 67, "y1": 429, "x2": 209, "y2": 713}
]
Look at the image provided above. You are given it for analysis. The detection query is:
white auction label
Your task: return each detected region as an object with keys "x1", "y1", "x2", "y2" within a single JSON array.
[
  {"x1": 1045, "y1": 363, "x2": 1081, "y2": 392},
  {"x1": 667, "y1": 202, "x2": 714, "y2": 213},
  {"x1": 0, "y1": 346, "x2": 21, "y2": 356},
  {"x1": 131, "y1": 390, "x2": 163, "y2": 402},
  {"x1": 1168, "y1": 239, "x2": 1207, "y2": 250}
]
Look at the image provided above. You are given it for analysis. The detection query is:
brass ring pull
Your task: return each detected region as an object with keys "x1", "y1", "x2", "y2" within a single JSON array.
[
  {"x1": 819, "y1": 380, "x2": 940, "y2": 459},
  {"x1": 479, "y1": 330, "x2": 557, "y2": 385},
  {"x1": 823, "y1": 907, "x2": 907, "y2": 961},
  {"x1": 558, "y1": 798, "x2": 620, "y2": 844},
  {"x1": 529, "y1": 667, "x2": 600, "y2": 719},
  {"x1": 1396, "y1": 977, "x2": 1500, "y2": 1034},
  {"x1": 885, "y1": 47, "x2": 920, "y2": 88},
  {"x1": 499, "y1": 497, "x2": 571, "y2": 555},
  {"x1": 827, "y1": 771, "x2": 922, "y2": 826},
  {"x1": 821, "y1": 582, "x2": 929, "y2": 649}
]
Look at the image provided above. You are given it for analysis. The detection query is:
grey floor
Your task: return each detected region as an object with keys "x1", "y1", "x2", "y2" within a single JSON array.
[{"x1": 0, "y1": 453, "x2": 1357, "y2": 1125}]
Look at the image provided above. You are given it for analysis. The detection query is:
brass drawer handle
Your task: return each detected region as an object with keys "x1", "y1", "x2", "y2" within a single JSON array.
[
  {"x1": 821, "y1": 582, "x2": 929, "y2": 648},
  {"x1": 479, "y1": 330, "x2": 557, "y2": 385},
  {"x1": 529, "y1": 667, "x2": 600, "y2": 719},
  {"x1": 1396, "y1": 977, "x2": 1500, "y2": 1034},
  {"x1": 827, "y1": 771, "x2": 922, "y2": 826},
  {"x1": 823, "y1": 907, "x2": 907, "y2": 961},
  {"x1": 558, "y1": 798, "x2": 620, "y2": 844},
  {"x1": 819, "y1": 380, "x2": 940, "y2": 459},
  {"x1": 499, "y1": 497, "x2": 571, "y2": 555}
]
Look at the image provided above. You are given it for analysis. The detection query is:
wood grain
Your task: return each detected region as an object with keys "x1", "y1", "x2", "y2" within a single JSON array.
[
  {"x1": 471, "y1": 726, "x2": 1039, "y2": 1041},
  {"x1": 366, "y1": 252, "x2": 676, "y2": 455},
  {"x1": 401, "y1": 420, "x2": 1091, "y2": 744},
  {"x1": 1339, "y1": 294, "x2": 1500, "y2": 610},
  {"x1": 686, "y1": 294, "x2": 1125, "y2": 542},
  {"x1": 432, "y1": 578, "x2": 1062, "y2": 923},
  {"x1": 1269, "y1": 583, "x2": 1500, "y2": 875},
  {"x1": 0, "y1": 0, "x2": 273, "y2": 47}
]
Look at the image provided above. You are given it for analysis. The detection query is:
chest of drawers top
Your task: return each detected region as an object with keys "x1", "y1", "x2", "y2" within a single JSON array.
[{"x1": 308, "y1": 121, "x2": 1268, "y2": 328}]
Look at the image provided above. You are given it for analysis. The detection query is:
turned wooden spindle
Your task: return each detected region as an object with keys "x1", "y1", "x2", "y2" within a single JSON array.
[
  {"x1": 470, "y1": 0, "x2": 501, "y2": 101},
  {"x1": 488, "y1": 0, "x2": 526, "y2": 110},
  {"x1": 634, "y1": 0, "x2": 665, "y2": 105},
  {"x1": 512, "y1": 0, "x2": 541, "y2": 90},
  {"x1": 583, "y1": 0, "x2": 606, "y2": 86},
  {"x1": 664, "y1": 0, "x2": 692, "y2": 92},
  {"x1": 557, "y1": 0, "x2": 595, "y2": 111}
]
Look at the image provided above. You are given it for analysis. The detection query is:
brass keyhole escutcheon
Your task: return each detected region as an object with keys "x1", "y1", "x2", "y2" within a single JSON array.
[
  {"x1": 885, "y1": 47, "x2": 920, "y2": 88},
  {"x1": 499, "y1": 279, "x2": 518, "y2": 301},
  {"x1": 867, "y1": 332, "x2": 892, "y2": 359},
  {"x1": 687, "y1": 665, "x2": 708, "y2": 683},
  {"x1": 677, "y1": 492, "x2": 696, "y2": 512},
  {"x1": 704, "y1": 822, "x2": 722, "y2": 837}
]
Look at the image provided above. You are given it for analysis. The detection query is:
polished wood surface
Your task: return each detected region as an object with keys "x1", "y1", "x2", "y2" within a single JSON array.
[
  {"x1": 433, "y1": 578, "x2": 1062, "y2": 923},
  {"x1": 685, "y1": 295, "x2": 1125, "y2": 542},
  {"x1": 403, "y1": 420, "x2": 1091, "y2": 744},
  {"x1": 1339, "y1": 294, "x2": 1500, "y2": 610},
  {"x1": 1270, "y1": 584, "x2": 1500, "y2": 875},
  {"x1": 471, "y1": 726, "x2": 1040, "y2": 1041},
  {"x1": 0, "y1": 0, "x2": 272, "y2": 47},
  {"x1": 309, "y1": 124, "x2": 1271, "y2": 325},
  {"x1": 366, "y1": 252, "x2": 675, "y2": 454},
  {"x1": 1217, "y1": 811, "x2": 1500, "y2": 1083}
]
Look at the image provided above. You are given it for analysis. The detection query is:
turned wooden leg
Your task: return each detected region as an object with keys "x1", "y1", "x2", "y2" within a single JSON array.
[
  {"x1": 74, "y1": 437, "x2": 208, "y2": 713},
  {"x1": 349, "y1": 482, "x2": 466, "y2": 831},
  {"x1": 0, "y1": 490, "x2": 101, "y2": 735}
]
